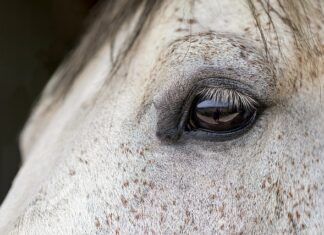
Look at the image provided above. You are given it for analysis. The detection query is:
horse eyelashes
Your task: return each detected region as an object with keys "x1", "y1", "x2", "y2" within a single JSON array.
[
  {"x1": 184, "y1": 87, "x2": 258, "y2": 137},
  {"x1": 196, "y1": 87, "x2": 258, "y2": 111}
]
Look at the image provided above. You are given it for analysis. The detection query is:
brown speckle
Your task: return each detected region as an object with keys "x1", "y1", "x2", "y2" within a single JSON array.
[
  {"x1": 187, "y1": 19, "x2": 197, "y2": 24},
  {"x1": 261, "y1": 180, "x2": 266, "y2": 189},
  {"x1": 240, "y1": 51, "x2": 246, "y2": 58},
  {"x1": 296, "y1": 211, "x2": 300, "y2": 220},
  {"x1": 139, "y1": 149, "x2": 145, "y2": 157},
  {"x1": 149, "y1": 181, "x2": 155, "y2": 189},
  {"x1": 288, "y1": 212, "x2": 293, "y2": 222},
  {"x1": 95, "y1": 217, "x2": 100, "y2": 228},
  {"x1": 123, "y1": 181, "x2": 129, "y2": 188},
  {"x1": 176, "y1": 28, "x2": 189, "y2": 32},
  {"x1": 106, "y1": 213, "x2": 113, "y2": 226},
  {"x1": 120, "y1": 195, "x2": 128, "y2": 207}
]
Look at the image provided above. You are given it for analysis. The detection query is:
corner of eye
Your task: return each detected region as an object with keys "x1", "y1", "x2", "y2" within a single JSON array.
[{"x1": 156, "y1": 129, "x2": 182, "y2": 144}]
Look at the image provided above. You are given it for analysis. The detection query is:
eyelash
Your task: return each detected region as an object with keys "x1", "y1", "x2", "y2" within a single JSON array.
[{"x1": 196, "y1": 86, "x2": 258, "y2": 111}]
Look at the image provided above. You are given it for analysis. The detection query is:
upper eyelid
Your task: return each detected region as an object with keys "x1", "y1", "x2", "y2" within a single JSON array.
[
  {"x1": 181, "y1": 77, "x2": 264, "y2": 108},
  {"x1": 194, "y1": 77, "x2": 257, "y2": 95},
  {"x1": 153, "y1": 32, "x2": 275, "y2": 105}
]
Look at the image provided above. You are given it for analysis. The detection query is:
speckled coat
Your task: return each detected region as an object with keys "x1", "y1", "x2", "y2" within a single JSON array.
[{"x1": 0, "y1": 0, "x2": 323, "y2": 234}]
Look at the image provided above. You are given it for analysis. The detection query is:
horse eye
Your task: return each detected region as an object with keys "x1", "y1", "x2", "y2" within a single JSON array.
[{"x1": 186, "y1": 96, "x2": 257, "y2": 134}]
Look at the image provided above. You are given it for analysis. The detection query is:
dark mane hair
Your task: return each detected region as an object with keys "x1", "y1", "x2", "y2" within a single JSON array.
[{"x1": 46, "y1": 0, "x2": 323, "y2": 101}]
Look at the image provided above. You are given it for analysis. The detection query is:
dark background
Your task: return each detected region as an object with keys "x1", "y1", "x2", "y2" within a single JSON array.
[{"x1": 0, "y1": 0, "x2": 99, "y2": 203}]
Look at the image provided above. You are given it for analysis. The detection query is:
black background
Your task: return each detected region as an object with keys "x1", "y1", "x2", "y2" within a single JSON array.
[{"x1": 0, "y1": 0, "x2": 99, "y2": 204}]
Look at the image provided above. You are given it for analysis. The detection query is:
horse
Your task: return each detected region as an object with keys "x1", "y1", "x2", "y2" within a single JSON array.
[{"x1": 0, "y1": 0, "x2": 323, "y2": 234}]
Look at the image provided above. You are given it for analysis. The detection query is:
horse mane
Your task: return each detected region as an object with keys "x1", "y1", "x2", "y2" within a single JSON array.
[
  {"x1": 249, "y1": 0, "x2": 322, "y2": 54},
  {"x1": 44, "y1": 0, "x2": 161, "y2": 102},
  {"x1": 45, "y1": 0, "x2": 323, "y2": 102}
]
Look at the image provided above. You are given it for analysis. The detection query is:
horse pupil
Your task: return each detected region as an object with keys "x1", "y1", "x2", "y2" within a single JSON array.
[{"x1": 190, "y1": 98, "x2": 255, "y2": 132}]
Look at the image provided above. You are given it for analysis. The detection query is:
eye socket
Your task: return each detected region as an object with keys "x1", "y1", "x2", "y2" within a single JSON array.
[
  {"x1": 155, "y1": 78, "x2": 264, "y2": 142},
  {"x1": 185, "y1": 87, "x2": 258, "y2": 136}
]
